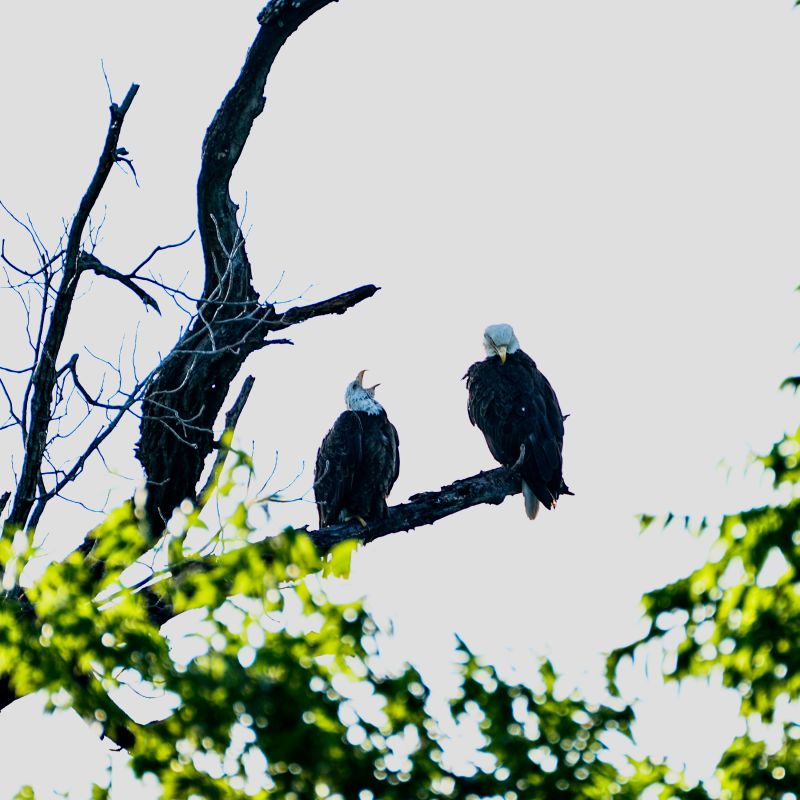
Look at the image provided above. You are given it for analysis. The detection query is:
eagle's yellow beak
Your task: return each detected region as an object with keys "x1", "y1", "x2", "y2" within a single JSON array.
[
  {"x1": 355, "y1": 369, "x2": 367, "y2": 386},
  {"x1": 496, "y1": 345, "x2": 507, "y2": 364}
]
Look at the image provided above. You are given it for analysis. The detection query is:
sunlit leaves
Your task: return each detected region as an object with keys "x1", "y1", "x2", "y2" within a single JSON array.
[
  {"x1": 760, "y1": 425, "x2": 800, "y2": 488},
  {"x1": 613, "y1": 423, "x2": 800, "y2": 798},
  {"x1": 446, "y1": 643, "x2": 642, "y2": 799},
  {"x1": 1, "y1": 480, "x2": 656, "y2": 798},
  {"x1": 322, "y1": 540, "x2": 358, "y2": 579}
]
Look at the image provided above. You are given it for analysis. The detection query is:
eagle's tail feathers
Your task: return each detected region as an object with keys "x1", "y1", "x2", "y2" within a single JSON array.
[{"x1": 522, "y1": 480, "x2": 540, "y2": 520}]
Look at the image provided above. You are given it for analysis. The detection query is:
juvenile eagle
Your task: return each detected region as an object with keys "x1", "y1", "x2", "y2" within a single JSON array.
[
  {"x1": 465, "y1": 323, "x2": 572, "y2": 519},
  {"x1": 314, "y1": 370, "x2": 400, "y2": 527}
]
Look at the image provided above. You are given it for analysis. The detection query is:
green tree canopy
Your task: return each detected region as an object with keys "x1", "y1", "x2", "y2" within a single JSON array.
[
  {"x1": 609, "y1": 416, "x2": 799, "y2": 798},
  {"x1": 1, "y1": 463, "x2": 666, "y2": 799},
  {"x1": 3, "y1": 360, "x2": 796, "y2": 800}
]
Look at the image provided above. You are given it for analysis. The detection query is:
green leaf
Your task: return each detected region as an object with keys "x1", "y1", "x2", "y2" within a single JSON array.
[{"x1": 322, "y1": 540, "x2": 358, "y2": 579}]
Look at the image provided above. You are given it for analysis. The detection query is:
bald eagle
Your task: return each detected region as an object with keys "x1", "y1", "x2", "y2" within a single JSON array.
[
  {"x1": 314, "y1": 370, "x2": 400, "y2": 527},
  {"x1": 465, "y1": 323, "x2": 572, "y2": 519}
]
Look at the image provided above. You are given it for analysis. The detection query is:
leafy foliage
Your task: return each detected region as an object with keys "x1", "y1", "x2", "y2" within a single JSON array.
[
  {"x1": 610, "y1": 422, "x2": 800, "y2": 799},
  {"x1": 0, "y1": 475, "x2": 661, "y2": 798}
]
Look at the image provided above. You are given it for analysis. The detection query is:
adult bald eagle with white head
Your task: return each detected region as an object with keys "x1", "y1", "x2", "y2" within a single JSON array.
[
  {"x1": 465, "y1": 324, "x2": 572, "y2": 519},
  {"x1": 314, "y1": 370, "x2": 399, "y2": 527}
]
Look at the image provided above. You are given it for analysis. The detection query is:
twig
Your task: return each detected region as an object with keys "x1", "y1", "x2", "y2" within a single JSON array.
[
  {"x1": 78, "y1": 251, "x2": 161, "y2": 313},
  {"x1": 130, "y1": 230, "x2": 195, "y2": 276}
]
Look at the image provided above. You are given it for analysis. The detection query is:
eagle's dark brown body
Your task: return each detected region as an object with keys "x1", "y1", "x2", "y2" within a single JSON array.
[
  {"x1": 466, "y1": 349, "x2": 570, "y2": 512},
  {"x1": 314, "y1": 409, "x2": 400, "y2": 527}
]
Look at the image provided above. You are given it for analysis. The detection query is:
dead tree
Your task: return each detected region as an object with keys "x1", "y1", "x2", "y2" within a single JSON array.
[
  {"x1": 0, "y1": 3, "x2": 547, "y2": 747},
  {"x1": 1, "y1": 0, "x2": 527, "y2": 545},
  {"x1": 1, "y1": 86, "x2": 148, "y2": 533},
  {"x1": 132, "y1": 0, "x2": 385, "y2": 532}
]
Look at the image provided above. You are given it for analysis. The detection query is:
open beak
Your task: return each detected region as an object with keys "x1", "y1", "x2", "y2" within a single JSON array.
[
  {"x1": 366, "y1": 383, "x2": 380, "y2": 397},
  {"x1": 355, "y1": 369, "x2": 367, "y2": 386}
]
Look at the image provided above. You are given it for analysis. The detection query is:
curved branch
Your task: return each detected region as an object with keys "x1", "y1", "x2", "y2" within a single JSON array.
[
  {"x1": 130, "y1": 230, "x2": 195, "y2": 276},
  {"x1": 197, "y1": 0, "x2": 338, "y2": 299},
  {"x1": 308, "y1": 467, "x2": 524, "y2": 551},
  {"x1": 78, "y1": 251, "x2": 161, "y2": 313}
]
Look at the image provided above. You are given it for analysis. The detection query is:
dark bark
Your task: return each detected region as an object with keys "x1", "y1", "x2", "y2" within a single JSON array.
[
  {"x1": 136, "y1": 284, "x2": 377, "y2": 532},
  {"x1": 112, "y1": 468, "x2": 527, "y2": 635},
  {"x1": 197, "y1": 0, "x2": 338, "y2": 301},
  {"x1": 78, "y1": 251, "x2": 161, "y2": 313},
  {"x1": 308, "y1": 466, "x2": 523, "y2": 551},
  {"x1": 135, "y1": 0, "x2": 374, "y2": 534}
]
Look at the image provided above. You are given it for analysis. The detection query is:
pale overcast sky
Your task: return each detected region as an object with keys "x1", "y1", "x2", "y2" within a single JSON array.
[{"x1": 1, "y1": 2, "x2": 798, "y2": 797}]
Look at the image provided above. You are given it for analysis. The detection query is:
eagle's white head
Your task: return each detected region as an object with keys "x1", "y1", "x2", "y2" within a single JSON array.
[
  {"x1": 483, "y1": 323, "x2": 521, "y2": 363},
  {"x1": 345, "y1": 370, "x2": 384, "y2": 415}
]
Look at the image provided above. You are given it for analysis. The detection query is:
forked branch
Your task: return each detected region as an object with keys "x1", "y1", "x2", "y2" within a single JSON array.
[{"x1": 78, "y1": 251, "x2": 161, "y2": 313}]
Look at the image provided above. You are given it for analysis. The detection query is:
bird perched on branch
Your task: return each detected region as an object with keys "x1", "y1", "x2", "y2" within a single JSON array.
[
  {"x1": 465, "y1": 323, "x2": 572, "y2": 519},
  {"x1": 314, "y1": 370, "x2": 400, "y2": 528}
]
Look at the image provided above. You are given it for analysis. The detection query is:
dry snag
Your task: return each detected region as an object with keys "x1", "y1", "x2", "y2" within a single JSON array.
[
  {"x1": 0, "y1": 2, "x2": 534, "y2": 739},
  {"x1": 0, "y1": 0, "x2": 533, "y2": 562}
]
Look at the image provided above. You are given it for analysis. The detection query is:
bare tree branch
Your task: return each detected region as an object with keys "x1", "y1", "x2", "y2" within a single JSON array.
[
  {"x1": 197, "y1": 375, "x2": 256, "y2": 503},
  {"x1": 0, "y1": 203, "x2": 58, "y2": 278},
  {"x1": 5, "y1": 84, "x2": 140, "y2": 532},
  {"x1": 27, "y1": 367, "x2": 155, "y2": 530},
  {"x1": 264, "y1": 285, "x2": 380, "y2": 333},
  {"x1": 78, "y1": 251, "x2": 161, "y2": 313},
  {"x1": 308, "y1": 467, "x2": 524, "y2": 551},
  {"x1": 196, "y1": 0, "x2": 339, "y2": 299},
  {"x1": 130, "y1": 230, "x2": 196, "y2": 276},
  {"x1": 0, "y1": 236, "x2": 63, "y2": 281},
  {"x1": 57, "y1": 353, "x2": 131, "y2": 411}
]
